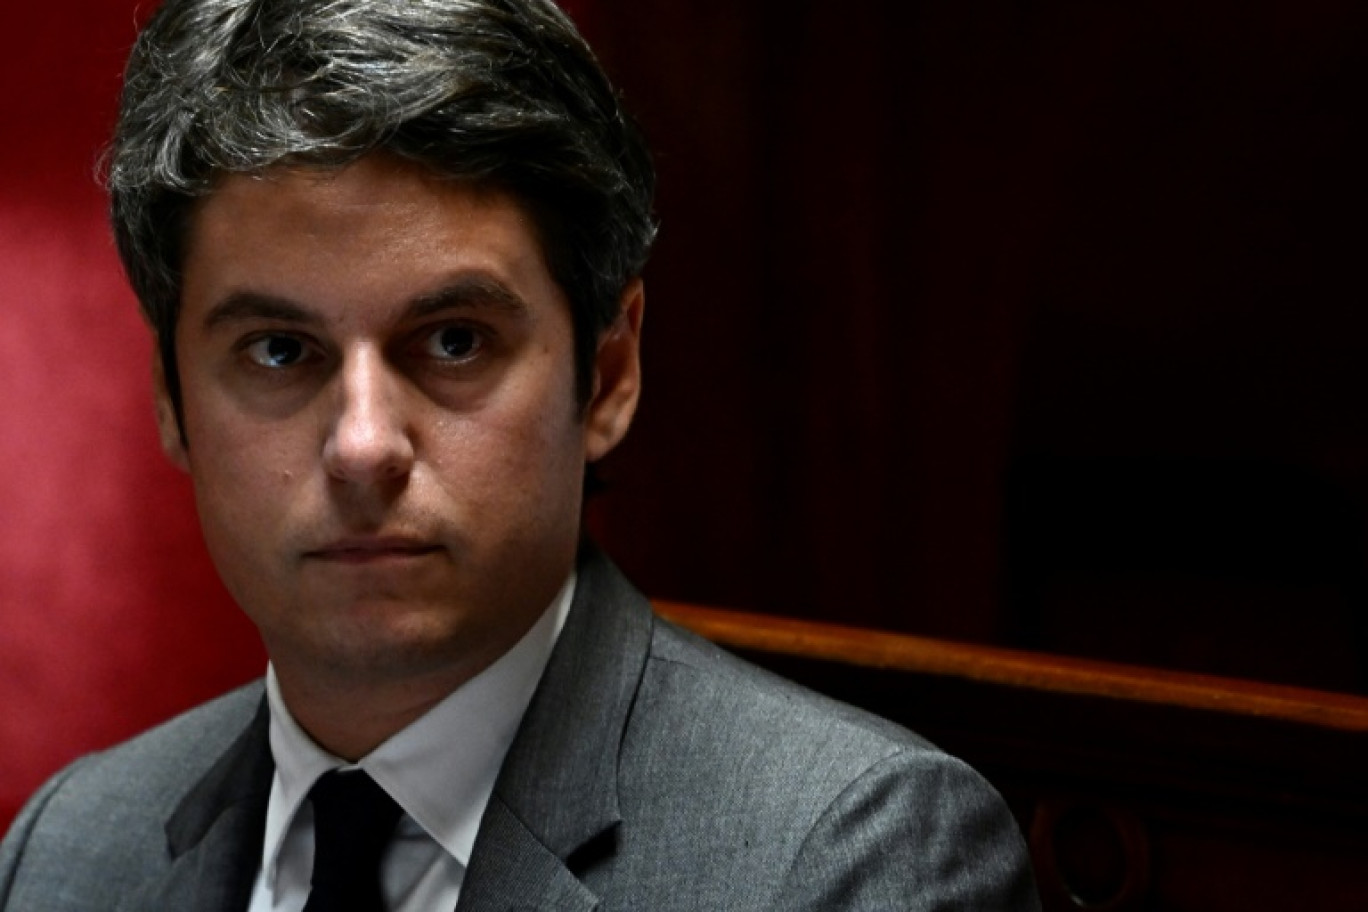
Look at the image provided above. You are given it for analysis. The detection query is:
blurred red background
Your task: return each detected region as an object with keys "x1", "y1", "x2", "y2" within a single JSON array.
[{"x1": 0, "y1": 1, "x2": 263, "y2": 829}]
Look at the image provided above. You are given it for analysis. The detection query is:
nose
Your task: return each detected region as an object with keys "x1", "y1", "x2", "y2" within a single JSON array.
[{"x1": 321, "y1": 345, "x2": 415, "y2": 485}]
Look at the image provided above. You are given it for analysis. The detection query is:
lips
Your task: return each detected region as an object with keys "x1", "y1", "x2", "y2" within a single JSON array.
[{"x1": 304, "y1": 536, "x2": 443, "y2": 563}]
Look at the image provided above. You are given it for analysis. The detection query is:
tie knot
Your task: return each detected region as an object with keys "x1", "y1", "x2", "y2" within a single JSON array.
[{"x1": 304, "y1": 770, "x2": 403, "y2": 911}]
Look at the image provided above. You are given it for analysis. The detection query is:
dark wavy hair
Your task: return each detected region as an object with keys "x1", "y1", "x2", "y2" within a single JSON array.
[{"x1": 108, "y1": 0, "x2": 656, "y2": 430}]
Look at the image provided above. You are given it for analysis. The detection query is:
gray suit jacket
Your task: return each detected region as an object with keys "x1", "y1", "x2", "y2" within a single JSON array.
[{"x1": 0, "y1": 546, "x2": 1039, "y2": 910}]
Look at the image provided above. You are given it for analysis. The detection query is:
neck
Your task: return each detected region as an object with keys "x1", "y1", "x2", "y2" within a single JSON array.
[
  {"x1": 263, "y1": 570, "x2": 572, "y2": 759},
  {"x1": 278, "y1": 664, "x2": 484, "y2": 761}
]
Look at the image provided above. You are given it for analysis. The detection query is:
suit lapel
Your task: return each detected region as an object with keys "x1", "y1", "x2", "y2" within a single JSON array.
[
  {"x1": 455, "y1": 797, "x2": 599, "y2": 911},
  {"x1": 456, "y1": 542, "x2": 655, "y2": 912},
  {"x1": 118, "y1": 696, "x2": 273, "y2": 912}
]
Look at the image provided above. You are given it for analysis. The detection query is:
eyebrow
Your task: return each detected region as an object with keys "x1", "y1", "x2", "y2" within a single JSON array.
[
  {"x1": 202, "y1": 292, "x2": 320, "y2": 332},
  {"x1": 407, "y1": 275, "x2": 531, "y2": 320},
  {"x1": 201, "y1": 275, "x2": 532, "y2": 332}
]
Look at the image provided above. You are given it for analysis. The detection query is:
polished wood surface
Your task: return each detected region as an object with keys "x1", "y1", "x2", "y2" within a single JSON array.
[
  {"x1": 655, "y1": 601, "x2": 1368, "y2": 911},
  {"x1": 654, "y1": 601, "x2": 1368, "y2": 731}
]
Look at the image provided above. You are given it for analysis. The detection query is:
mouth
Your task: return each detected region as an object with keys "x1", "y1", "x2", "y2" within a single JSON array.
[{"x1": 304, "y1": 536, "x2": 444, "y2": 564}]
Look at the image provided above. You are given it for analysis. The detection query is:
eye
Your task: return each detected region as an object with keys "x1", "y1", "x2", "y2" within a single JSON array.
[
  {"x1": 243, "y1": 334, "x2": 308, "y2": 369},
  {"x1": 424, "y1": 325, "x2": 483, "y2": 361}
]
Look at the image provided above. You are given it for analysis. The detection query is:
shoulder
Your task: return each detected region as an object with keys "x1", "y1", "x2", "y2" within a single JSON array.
[
  {"x1": 0, "y1": 682, "x2": 264, "y2": 907},
  {"x1": 606, "y1": 617, "x2": 1039, "y2": 910},
  {"x1": 30, "y1": 679, "x2": 264, "y2": 816},
  {"x1": 641, "y1": 615, "x2": 936, "y2": 767}
]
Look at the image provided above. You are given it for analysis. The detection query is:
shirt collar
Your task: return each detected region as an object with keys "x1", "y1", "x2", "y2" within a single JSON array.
[{"x1": 260, "y1": 573, "x2": 575, "y2": 884}]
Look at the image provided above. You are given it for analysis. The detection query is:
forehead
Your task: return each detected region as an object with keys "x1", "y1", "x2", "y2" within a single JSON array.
[{"x1": 181, "y1": 155, "x2": 562, "y2": 322}]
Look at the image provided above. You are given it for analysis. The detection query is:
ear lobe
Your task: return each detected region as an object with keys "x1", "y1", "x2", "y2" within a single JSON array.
[
  {"x1": 151, "y1": 347, "x2": 189, "y2": 472},
  {"x1": 584, "y1": 279, "x2": 644, "y2": 463}
]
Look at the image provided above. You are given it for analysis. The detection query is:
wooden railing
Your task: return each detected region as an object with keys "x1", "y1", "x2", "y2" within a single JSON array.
[{"x1": 655, "y1": 601, "x2": 1368, "y2": 912}]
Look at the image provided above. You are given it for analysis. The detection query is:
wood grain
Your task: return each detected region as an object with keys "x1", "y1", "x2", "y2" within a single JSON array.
[{"x1": 654, "y1": 601, "x2": 1368, "y2": 732}]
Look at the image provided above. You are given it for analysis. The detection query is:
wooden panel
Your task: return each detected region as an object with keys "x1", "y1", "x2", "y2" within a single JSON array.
[{"x1": 655, "y1": 602, "x2": 1368, "y2": 911}]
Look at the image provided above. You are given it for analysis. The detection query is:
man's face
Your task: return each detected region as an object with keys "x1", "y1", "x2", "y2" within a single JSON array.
[{"x1": 159, "y1": 154, "x2": 642, "y2": 694}]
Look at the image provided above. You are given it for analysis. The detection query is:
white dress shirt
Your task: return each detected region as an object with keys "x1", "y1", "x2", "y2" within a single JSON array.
[{"x1": 246, "y1": 575, "x2": 575, "y2": 912}]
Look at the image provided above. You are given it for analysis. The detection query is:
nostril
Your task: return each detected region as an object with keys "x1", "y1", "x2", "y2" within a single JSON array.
[{"x1": 322, "y1": 408, "x2": 415, "y2": 484}]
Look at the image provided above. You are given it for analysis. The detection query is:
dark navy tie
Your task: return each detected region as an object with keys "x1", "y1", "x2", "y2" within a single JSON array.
[{"x1": 302, "y1": 770, "x2": 404, "y2": 912}]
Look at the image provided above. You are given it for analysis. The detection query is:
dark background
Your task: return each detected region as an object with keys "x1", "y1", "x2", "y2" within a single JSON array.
[
  {"x1": 581, "y1": 0, "x2": 1368, "y2": 693},
  {"x1": 3, "y1": 0, "x2": 1366, "y2": 827}
]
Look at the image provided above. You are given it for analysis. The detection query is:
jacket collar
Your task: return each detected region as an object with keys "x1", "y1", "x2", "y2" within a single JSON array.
[
  {"x1": 117, "y1": 693, "x2": 273, "y2": 912},
  {"x1": 457, "y1": 541, "x2": 654, "y2": 911}
]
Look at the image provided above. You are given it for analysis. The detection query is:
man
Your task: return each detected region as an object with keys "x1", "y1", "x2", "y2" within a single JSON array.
[{"x1": 0, "y1": 0, "x2": 1039, "y2": 909}]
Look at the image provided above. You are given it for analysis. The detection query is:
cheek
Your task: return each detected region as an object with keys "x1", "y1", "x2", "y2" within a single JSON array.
[
  {"x1": 183, "y1": 411, "x2": 309, "y2": 542},
  {"x1": 188, "y1": 419, "x2": 300, "y2": 496},
  {"x1": 433, "y1": 410, "x2": 581, "y2": 498},
  {"x1": 429, "y1": 379, "x2": 585, "y2": 510}
]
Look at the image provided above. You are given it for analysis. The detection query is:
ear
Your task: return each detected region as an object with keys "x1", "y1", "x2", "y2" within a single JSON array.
[
  {"x1": 584, "y1": 278, "x2": 644, "y2": 463},
  {"x1": 151, "y1": 346, "x2": 189, "y2": 472}
]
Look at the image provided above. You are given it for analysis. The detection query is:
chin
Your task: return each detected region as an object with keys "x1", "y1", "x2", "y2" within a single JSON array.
[
  {"x1": 338, "y1": 610, "x2": 479, "y2": 669},
  {"x1": 260, "y1": 602, "x2": 463, "y2": 678}
]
